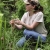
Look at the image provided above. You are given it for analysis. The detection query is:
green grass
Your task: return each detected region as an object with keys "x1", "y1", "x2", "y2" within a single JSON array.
[
  {"x1": 0, "y1": 13, "x2": 50, "y2": 50},
  {"x1": 0, "y1": 26, "x2": 50, "y2": 50},
  {"x1": 0, "y1": 23, "x2": 50, "y2": 50}
]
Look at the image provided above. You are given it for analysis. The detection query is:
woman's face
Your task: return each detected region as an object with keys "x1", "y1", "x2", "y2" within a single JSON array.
[{"x1": 25, "y1": 4, "x2": 35, "y2": 11}]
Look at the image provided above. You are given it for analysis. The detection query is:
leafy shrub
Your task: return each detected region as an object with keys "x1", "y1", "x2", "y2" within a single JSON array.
[{"x1": 15, "y1": 0, "x2": 25, "y2": 19}]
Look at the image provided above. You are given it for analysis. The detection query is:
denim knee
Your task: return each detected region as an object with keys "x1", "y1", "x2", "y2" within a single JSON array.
[
  {"x1": 23, "y1": 29, "x2": 27, "y2": 35},
  {"x1": 16, "y1": 37, "x2": 26, "y2": 47},
  {"x1": 23, "y1": 29, "x2": 32, "y2": 40}
]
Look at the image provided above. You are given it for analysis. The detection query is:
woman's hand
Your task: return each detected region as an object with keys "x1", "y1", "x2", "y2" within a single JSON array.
[
  {"x1": 9, "y1": 19, "x2": 15, "y2": 26},
  {"x1": 14, "y1": 20, "x2": 23, "y2": 25},
  {"x1": 9, "y1": 19, "x2": 23, "y2": 29},
  {"x1": 9, "y1": 19, "x2": 20, "y2": 25},
  {"x1": 10, "y1": 20, "x2": 14, "y2": 25}
]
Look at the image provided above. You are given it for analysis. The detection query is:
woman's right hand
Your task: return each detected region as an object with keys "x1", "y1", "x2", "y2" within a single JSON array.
[
  {"x1": 9, "y1": 19, "x2": 20, "y2": 26},
  {"x1": 9, "y1": 19, "x2": 15, "y2": 26}
]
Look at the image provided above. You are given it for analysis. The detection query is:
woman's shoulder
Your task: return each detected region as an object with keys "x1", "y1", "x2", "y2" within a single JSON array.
[
  {"x1": 22, "y1": 12, "x2": 29, "y2": 17},
  {"x1": 37, "y1": 11, "x2": 43, "y2": 15},
  {"x1": 22, "y1": 12, "x2": 29, "y2": 18}
]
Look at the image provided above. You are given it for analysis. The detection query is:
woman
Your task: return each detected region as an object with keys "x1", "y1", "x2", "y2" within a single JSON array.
[{"x1": 10, "y1": 0, "x2": 47, "y2": 47}]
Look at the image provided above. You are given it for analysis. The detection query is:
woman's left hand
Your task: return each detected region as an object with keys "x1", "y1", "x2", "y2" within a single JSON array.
[{"x1": 14, "y1": 20, "x2": 23, "y2": 25}]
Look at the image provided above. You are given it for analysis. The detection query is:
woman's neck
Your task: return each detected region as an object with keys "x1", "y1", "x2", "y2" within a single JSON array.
[
  {"x1": 29, "y1": 10, "x2": 39, "y2": 16},
  {"x1": 29, "y1": 11, "x2": 34, "y2": 16}
]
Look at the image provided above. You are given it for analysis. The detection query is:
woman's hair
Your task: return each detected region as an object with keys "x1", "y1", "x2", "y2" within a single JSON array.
[{"x1": 28, "y1": 0, "x2": 43, "y2": 12}]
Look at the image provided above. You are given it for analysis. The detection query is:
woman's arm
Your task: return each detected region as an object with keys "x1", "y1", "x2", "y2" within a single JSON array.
[
  {"x1": 15, "y1": 20, "x2": 40, "y2": 30},
  {"x1": 22, "y1": 22, "x2": 40, "y2": 30},
  {"x1": 14, "y1": 24, "x2": 23, "y2": 29}
]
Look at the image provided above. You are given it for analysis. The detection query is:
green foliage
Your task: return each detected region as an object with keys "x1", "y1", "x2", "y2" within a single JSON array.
[
  {"x1": 0, "y1": 13, "x2": 3, "y2": 50},
  {"x1": 15, "y1": 0, "x2": 25, "y2": 19},
  {"x1": 0, "y1": 0, "x2": 16, "y2": 27},
  {"x1": 0, "y1": 0, "x2": 50, "y2": 50},
  {"x1": 0, "y1": 2, "x2": 5, "y2": 12}
]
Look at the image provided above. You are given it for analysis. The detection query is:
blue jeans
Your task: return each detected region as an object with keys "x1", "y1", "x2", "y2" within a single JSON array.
[{"x1": 16, "y1": 29, "x2": 46, "y2": 47}]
